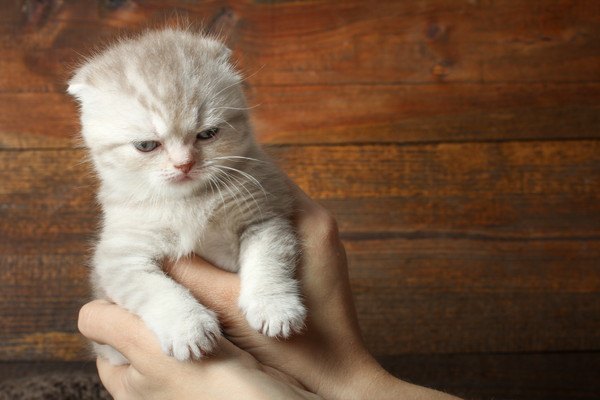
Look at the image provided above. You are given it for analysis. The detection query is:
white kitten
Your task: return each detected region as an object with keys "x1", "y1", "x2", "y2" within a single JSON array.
[{"x1": 68, "y1": 29, "x2": 305, "y2": 364}]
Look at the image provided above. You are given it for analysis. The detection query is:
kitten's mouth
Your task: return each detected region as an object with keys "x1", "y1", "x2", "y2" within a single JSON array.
[
  {"x1": 169, "y1": 174, "x2": 194, "y2": 184},
  {"x1": 165, "y1": 165, "x2": 208, "y2": 184}
]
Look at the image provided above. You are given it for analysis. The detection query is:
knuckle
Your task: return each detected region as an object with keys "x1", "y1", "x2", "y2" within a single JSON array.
[
  {"x1": 124, "y1": 367, "x2": 145, "y2": 394},
  {"x1": 117, "y1": 329, "x2": 139, "y2": 355}
]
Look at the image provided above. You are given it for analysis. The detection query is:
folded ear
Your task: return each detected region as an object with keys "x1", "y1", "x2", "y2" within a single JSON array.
[
  {"x1": 67, "y1": 82, "x2": 86, "y2": 97},
  {"x1": 216, "y1": 45, "x2": 232, "y2": 64},
  {"x1": 66, "y1": 67, "x2": 91, "y2": 100},
  {"x1": 204, "y1": 37, "x2": 232, "y2": 64}
]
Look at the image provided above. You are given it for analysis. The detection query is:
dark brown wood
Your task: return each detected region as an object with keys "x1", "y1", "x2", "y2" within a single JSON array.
[
  {"x1": 2, "y1": 83, "x2": 600, "y2": 148},
  {"x1": 250, "y1": 83, "x2": 600, "y2": 144},
  {"x1": 348, "y1": 238, "x2": 600, "y2": 355},
  {"x1": 1, "y1": 0, "x2": 600, "y2": 148},
  {"x1": 1, "y1": 0, "x2": 599, "y2": 397},
  {"x1": 1, "y1": 141, "x2": 599, "y2": 359},
  {"x1": 0, "y1": 361, "x2": 98, "y2": 383},
  {"x1": 380, "y1": 352, "x2": 600, "y2": 400},
  {"x1": 1, "y1": 0, "x2": 599, "y2": 90},
  {"x1": 2, "y1": 141, "x2": 599, "y2": 254},
  {"x1": 2, "y1": 238, "x2": 599, "y2": 360}
]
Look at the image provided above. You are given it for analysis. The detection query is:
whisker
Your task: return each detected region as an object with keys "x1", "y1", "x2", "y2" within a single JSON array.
[
  {"x1": 208, "y1": 176, "x2": 227, "y2": 218},
  {"x1": 208, "y1": 173, "x2": 226, "y2": 214},
  {"x1": 67, "y1": 154, "x2": 94, "y2": 171},
  {"x1": 209, "y1": 167, "x2": 245, "y2": 217},
  {"x1": 203, "y1": 64, "x2": 266, "y2": 110},
  {"x1": 212, "y1": 116, "x2": 239, "y2": 133},
  {"x1": 211, "y1": 156, "x2": 266, "y2": 164},
  {"x1": 211, "y1": 104, "x2": 261, "y2": 111},
  {"x1": 212, "y1": 165, "x2": 263, "y2": 219},
  {"x1": 238, "y1": 64, "x2": 266, "y2": 86},
  {"x1": 206, "y1": 176, "x2": 215, "y2": 198},
  {"x1": 214, "y1": 165, "x2": 269, "y2": 199}
]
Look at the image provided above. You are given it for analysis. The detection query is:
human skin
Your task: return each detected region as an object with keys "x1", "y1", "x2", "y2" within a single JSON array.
[
  {"x1": 165, "y1": 185, "x2": 460, "y2": 400},
  {"x1": 79, "y1": 300, "x2": 322, "y2": 399},
  {"x1": 79, "y1": 185, "x2": 461, "y2": 400}
]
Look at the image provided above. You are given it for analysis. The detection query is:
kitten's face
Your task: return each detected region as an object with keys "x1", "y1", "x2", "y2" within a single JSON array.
[{"x1": 68, "y1": 30, "x2": 253, "y2": 198}]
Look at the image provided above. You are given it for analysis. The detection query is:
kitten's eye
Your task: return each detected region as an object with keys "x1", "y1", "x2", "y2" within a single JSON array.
[
  {"x1": 197, "y1": 127, "x2": 219, "y2": 141},
  {"x1": 133, "y1": 141, "x2": 160, "y2": 152}
]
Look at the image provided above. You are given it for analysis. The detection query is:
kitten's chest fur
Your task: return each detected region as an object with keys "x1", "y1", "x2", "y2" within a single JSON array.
[
  {"x1": 174, "y1": 204, "x2": 240, "y2": 272},
  {"x1": 104, "y1": 195, "x2": 242, "y2": 272}
]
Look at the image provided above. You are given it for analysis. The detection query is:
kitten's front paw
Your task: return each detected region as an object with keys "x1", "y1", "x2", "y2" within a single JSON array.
[
  {"x1": 149, "y1": 307, "x2": 221, "y2": 361},
  {"x1": 240, "y1": 292, "x2": 306, "y2": 338}
]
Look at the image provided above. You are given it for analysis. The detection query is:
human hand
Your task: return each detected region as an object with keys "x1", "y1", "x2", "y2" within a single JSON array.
[
  {"x1": 78, "y1": 300, "x2": 323, "y2": 400},
  {"x1": 167, "y1": 184, "x2": 460, "y2": 400}
]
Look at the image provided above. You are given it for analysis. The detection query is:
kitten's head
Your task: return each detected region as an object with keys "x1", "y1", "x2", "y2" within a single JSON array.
[{"x1": 68, "y1": 29, "x2": 254, "y2": 199}]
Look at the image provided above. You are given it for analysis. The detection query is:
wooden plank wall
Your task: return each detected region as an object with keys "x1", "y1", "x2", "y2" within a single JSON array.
[{"x1": 1, "y1": 1, "x2": 599, "y2": 398}]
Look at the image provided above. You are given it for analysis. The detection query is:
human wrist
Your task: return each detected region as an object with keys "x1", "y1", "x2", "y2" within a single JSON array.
[
  {"x1": 335, "y1": 359, "x2": 462, "y2": 400},
  {"x1": 314, "y1": 349, "x2": 388, "y2": 400},
  {"x1": 341, "y1": 357, "x2": 393, "y2": 400}
]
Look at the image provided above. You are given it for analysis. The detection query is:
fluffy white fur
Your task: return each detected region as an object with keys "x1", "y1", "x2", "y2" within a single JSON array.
[{"x1": 68, "y1": 29, "x2": 305, "y2": 364}]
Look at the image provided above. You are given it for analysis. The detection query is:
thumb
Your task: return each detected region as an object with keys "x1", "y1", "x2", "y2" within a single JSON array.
[
  {"x1": 78, "y1": 300, "x2": 164, "y2": 368},
  {"x1": 165, "y1": 255, "x2": 243, "y2": 326}
]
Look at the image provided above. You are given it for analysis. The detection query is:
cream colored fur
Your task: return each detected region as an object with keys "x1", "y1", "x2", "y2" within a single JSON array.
[{"x1": 68, "y1": 29, "x2": 305, "y2": 364}]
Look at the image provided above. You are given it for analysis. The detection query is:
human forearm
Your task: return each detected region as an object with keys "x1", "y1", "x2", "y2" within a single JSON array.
[{"x1": 334, "y1": 361, "x2": 461, "y2": 400}]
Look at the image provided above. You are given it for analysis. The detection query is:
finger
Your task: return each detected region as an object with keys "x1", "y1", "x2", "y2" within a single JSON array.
[
  {"x1": 166, "y1": 180, "x2": 323, "y2": 306},
  {"x1": 96, "y1": 356, "x2": 131, "y2": 398},
  {"x1": 165, "y1": 256, "x2": 242, "y2": 323},
  {"x1": 285, "y1": 178, "x2": 327, "y2": 216},
  {"x1": 285, "y1": 179, "x2": 342, "y2": 248},
  {"x1": 284, "y1": 179, "x2": 358, "y2": 330},
  {"x1": 78, "y1": 300, "x2": 164, "y2": 366}
]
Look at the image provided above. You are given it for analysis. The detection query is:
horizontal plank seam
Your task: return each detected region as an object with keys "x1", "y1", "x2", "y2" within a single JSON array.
[
  {"x1": 0, "y1": 147, "x2": 86, "y2": 152},
  {"x1": 2, "y1": 136, "x2": 600, "y2": 152},
  {"x1": 248, "y1": 80, "x2": 600, "y2": 87},
  {"x1": 264, "y1": 137, "x2": 600, "y2": 148},
  {"x1": 4, "y1": 232, "x2": 600, "y2": 255},
  {"x1": 341, "y1": 232, "x2": 600, "y2": 242},
  {"x1": 3, "y1": 81, "x2": 600, "y2": 93},
  {"x1": 378, "y1": 349, "x2": 600, "y2": 357}
]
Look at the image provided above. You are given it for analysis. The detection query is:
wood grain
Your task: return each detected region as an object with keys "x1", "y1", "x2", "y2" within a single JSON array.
[
  {"x1": 1, "y1": 140, "x2": 599, "y2": 358},
  {"x1": 2, "y1": 238, "x2": 599, "y2": 359},
  {"x1": 2, "y1": 83, "x2": 600, "y2": 149},
  {"x1": 0, "y1": 0, "x2": 599, "y2": 396},
  {"x1": 1, "y1": 0, "x2": 599, "y2": 89},
  {"x1": 0, "y1": 254, "x2": 89, "y2": 361},
  {"x1": 348, "y1": 238, "x2": 600, "y2": 354},
  {"x1": 380, "y1": 352, "x2": 600, "y2": 400},
  {"x1": 2, "y1": 141, "x2": 599, "y2": 254},
  {"x1": 1, "y1": 0, "x2": 599, "y2": 148}
]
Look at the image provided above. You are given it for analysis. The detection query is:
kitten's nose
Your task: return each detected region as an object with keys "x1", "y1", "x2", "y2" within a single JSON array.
[{"x1": 174, "y1": 161, "x2": 195, "y2": 174}]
